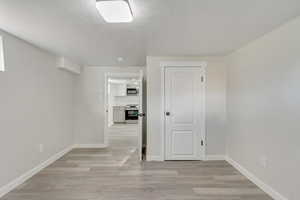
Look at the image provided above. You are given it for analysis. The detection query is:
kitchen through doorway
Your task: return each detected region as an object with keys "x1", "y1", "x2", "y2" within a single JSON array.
[{"x1": 104, "y1": 72, "x2": 145, "y2": 162}]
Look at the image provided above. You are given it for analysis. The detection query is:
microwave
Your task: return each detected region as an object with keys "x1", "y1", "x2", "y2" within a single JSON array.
[{"x1": 127, "y1": 88, "x2": 138, "y2": 95}]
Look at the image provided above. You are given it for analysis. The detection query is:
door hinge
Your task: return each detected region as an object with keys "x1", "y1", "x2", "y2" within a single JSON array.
[
  {"x1": 201, "y1": 76, "x2": 204, "y2": 82},
  {"x1": 201, "y1": 140, "x2": 204, "y2": 146}
]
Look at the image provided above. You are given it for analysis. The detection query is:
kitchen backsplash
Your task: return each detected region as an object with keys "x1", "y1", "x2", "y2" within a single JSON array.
[{"x1": 114, "y1": 96, "x2": 139, "y2": 106}]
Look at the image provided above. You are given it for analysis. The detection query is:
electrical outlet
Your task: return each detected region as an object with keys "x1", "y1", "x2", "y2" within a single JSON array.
[
  {"x1": 39, "y1": 144, "x2": 44, "y2": 153},
  {"x1": 259, "y1": 156, "x2": 267, "y2": 168}
]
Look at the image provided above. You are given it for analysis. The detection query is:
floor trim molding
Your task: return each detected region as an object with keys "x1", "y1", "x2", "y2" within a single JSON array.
[
  {"x1": 74, "y1": 144, "x2": 108, "y2": 148},
  {"x1": 147, "y1": 155, "x2": 226, "y2": 161},
  {"x1": 205, "y1": 155, "x2": 226, "y2": 161},
  {"x1": 146, "y1": 155, "x2": 164, "y2": 161},
  {"x1": 0, "y1": 145, "x2": 73, "y2": 198},
  {"x1": 225, "y1": 156, "x2": 288, "y2": 200}
]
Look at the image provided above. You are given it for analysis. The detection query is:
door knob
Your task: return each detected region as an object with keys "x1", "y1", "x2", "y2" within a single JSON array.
[
  {"x1": 165, "y1": 112, "x2": 170, "y2": 116},
  {"x1": 138, "y1": 113, "x2": 146, "y2": 117}
]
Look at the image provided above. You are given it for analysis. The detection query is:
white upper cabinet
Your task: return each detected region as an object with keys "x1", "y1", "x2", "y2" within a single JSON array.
[
  {"x1": 113, "y1": 83, "x2": 127, "y2": 96},
  {"x1": 110, "y1": 83, "x2": 127, "y2": 96}
]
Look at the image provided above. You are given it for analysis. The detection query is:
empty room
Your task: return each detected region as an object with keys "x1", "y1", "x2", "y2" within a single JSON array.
[{"x1": 0, "y1": 0, "x2": 299, "y2": 200}]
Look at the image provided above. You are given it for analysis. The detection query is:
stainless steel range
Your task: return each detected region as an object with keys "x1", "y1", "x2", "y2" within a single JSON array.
[{"x1": 125, "y1": 104, "x2": 139, "y2": 124}]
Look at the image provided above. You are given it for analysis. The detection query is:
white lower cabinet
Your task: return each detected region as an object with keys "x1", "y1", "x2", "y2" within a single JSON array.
[{"x1": 113, "y1": 106, "x2": 125, "y2": 123}]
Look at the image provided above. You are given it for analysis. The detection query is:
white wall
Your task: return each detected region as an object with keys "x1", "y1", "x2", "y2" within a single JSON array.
[
  {"x1": 146, "y1": 56, "x2": 227, "y2": 159},
  {"x1": 73, "y1": 66, "x2": 144, "y2": 145},
  {"x1": 226, "y1": 16, "x2": 300, "y2": 200},
  {"x1": 0, "y1": 30, "x2": 75, "y2": 189}
]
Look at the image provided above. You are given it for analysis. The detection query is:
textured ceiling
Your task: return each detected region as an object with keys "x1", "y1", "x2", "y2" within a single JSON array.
[{"x1": 0, "y1": 0, "x2": 300, "y2": 66}]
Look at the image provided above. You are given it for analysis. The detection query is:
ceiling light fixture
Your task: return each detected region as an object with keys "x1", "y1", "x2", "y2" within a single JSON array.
[
  {"x1": 96, "y1": 0, "x2": 133, "y2": 23},
  {"x1": 0, "y1": 36, "x2": 5, "y2": 72}
]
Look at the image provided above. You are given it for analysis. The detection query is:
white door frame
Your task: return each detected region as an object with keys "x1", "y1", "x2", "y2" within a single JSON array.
[
  {"x1": 104, "y1": 71, "x2": 143, "y2": 154},
  {"x1": 160, "y1": 61, "x2": 207, "y2": 160}
]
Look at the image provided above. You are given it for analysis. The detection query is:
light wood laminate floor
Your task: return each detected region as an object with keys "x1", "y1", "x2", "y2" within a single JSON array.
[{"x1": 1, "y1": 125, "x2": 272, "y2": 200}]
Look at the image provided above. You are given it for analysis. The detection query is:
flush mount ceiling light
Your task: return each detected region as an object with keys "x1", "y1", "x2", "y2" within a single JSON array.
[
  {"x1": 96, "y1": 0, "x2": 133, "y2": 23},
  {"x1": 0, "y1": 36, "x2": 5, "y2": 72}
]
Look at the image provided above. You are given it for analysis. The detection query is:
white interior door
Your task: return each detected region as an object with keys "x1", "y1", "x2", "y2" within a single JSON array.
[
  {"x1": 165, "y1": 67, "x2": 205, "y2": 160},
  {"x1": 138, "y1": 70, "x2": 144, "y2": 161}
]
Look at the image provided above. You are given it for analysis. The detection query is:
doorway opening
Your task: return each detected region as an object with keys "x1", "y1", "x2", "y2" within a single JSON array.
[{"x1": 104, "y1": 71, "x2": 145, "y2": 163}]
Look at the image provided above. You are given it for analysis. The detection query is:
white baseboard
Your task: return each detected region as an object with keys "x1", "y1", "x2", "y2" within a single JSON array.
[
  {"x1": 226, "y1": 156, "x2": 288, "y2": 200},
  {"x1": 146, "y1": 155, "x2": 164, "y2": 161},
  {"x1": 74, "y1": 144, "x2": 108, "y2": 148},
  {"x1": 0, "y1": 145, "x2": 73, "y2": 198},
  {"x1": 146, "y1": 155, "x2": 226, "y2": 161},
  {"x1": 205, "y1": 155, "x2": 226, "y2": 161}
]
